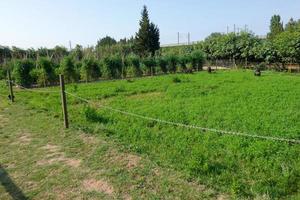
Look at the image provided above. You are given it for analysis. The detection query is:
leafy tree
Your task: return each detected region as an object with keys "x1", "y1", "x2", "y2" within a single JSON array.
[
  {"x1": 80, "y1": 57, "x2": 101, "y2": 82},
  {"x1": 12, "y1": 59, "x2": 35, "y2": 87},
  {"x1": 274, "y1": 31, "x2": 300, "y2": 68},
  {"x1": 134, "y1": 5, "x2": 160, "y2": 56},
  {"x1": 285, "y1": 18, "x2": 298, "y2": 32},
  {"x1": 268, "y1": 15, "x2": 284, "y2": 39},
  {"x1": 96, "y1": 36, "x2": 117, "y2": 48},
  {"x1": 236, "y1": 32, "x2": 259, "y2": 66}
]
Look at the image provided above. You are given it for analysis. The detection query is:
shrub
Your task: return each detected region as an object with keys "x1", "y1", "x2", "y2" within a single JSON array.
[
  {"x1": 142, "y1": 56, "x2": 156, "y2": 75},
  {"x1": 191, "y1": 50, "x2": 205, "y2": 71},
  {"x1": 80, "y1": 57, "x2": 101, "y2": 82},
  {"x1": 127, "y1": 54, "x2": 142, "y2": 77},
  {"x1": 58, "y1": 56, "x2": 78, "y2": 83},
  {"x1": 172, "y1": 76, "x2": 181, "y2": 83},
  {"x1": 103, "y1": 55, "x2": 123, "y2": 79},
  {"x1": 178, "y1": 54, "x2": 191, "y2": 72},
  {"x1": 33, "y1": 57, "x2": 56, "y2": 86},
  {"x1": 256, "y1": 62, "x2": 267, "y2": 70},
  {"x1": 157, "y1": 56, "x2": 168, "y2": 73},
  {"x1": 166, "y1": 54, "x2": 178, "y2": 73},
  {"x1": 84, "y1": 106, "x2": 108, "y2": 123},
  {"x1": 12, "y1": 59, "x2": 35, "y2": 87}
]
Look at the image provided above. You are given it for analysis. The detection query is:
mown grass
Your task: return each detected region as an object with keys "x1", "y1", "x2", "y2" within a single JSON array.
[
  {"x1": 0, "y1": 101, "x2": 220, "y2": 199},
  {"x1": 1, "y1": 70, "x2": 300, "y2": 199}
]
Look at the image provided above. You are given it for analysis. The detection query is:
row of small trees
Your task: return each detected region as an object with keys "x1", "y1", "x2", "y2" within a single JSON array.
[
  {"x1": 162, "y1": 16, "x2": 300, "y2": 69},
  {"x1": 3, "y1": 50, "x2": 205, "y2": 87}
]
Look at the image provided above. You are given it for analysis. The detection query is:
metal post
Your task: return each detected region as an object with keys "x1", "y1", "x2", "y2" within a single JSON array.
[
  {"x1": 59, "y1": 74, "x2": 69, "y2": 128},
  {"x1": 7, "y1": 70, "x2": 14, "y2": 102}
]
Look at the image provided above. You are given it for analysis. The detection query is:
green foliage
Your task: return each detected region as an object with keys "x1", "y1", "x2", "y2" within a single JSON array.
[
  {"x1": 178, "y1": 53, "x2": 191, "y2": 72},
  {"x1": 84, "y1": 106, "x2": 108, "y2": 123},
  {"x1": 71, "y1": 44, "x2": 84, "y2": 61},
  {"x1": 191, "y1": 50, "x2": 205, "y2": 71},
  {"x1": 268, "y1": 15, "x2": 284, "y2": 39},
  {"x1": 103, "y1": 55, "x2": 123, "y2": 79},
  {"x1": 58, "y1": 56, "x2": 78, "y2": 83},
  {"x1": 273, "y1": 31, "x2": 300, "y2": 65},
  {"x1": 134, "y1": 5, "x2": 160, "y2": 56},
  {"x1": 12, "y1": 59, "x2": 35, "y2": 87},
  {"x1": 0, "y1": 66, "x2": 4, "y2": 80},
  {"x1": 172, "y1": 76, "x2": 181, "y2": 83},
  {"x1": 33, "y1": 57, "x2": 56, "y2": 86},
  {"x1": 166, "y1": 54, "x2": 178, "y2": 73},
  {"x1": 157, "y1": 56, "x2": 168, "y2": 73},
  {"x1": 142, "y1": 56, "x2": 156, "y2": 75},
  {"x1": 96, "y1": 36, "x2": 117, "y2": 48},
  {"x1": 80, "y1": 57, "x2": 101, "y2": 82},
  {"x1": 127, "y1": 54, "x2": 142, "y2": 77}
]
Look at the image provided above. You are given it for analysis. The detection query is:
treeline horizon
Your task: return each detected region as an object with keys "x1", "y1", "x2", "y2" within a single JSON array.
[{"x1": 1, "y1": 9, "x2": 300, "y2": 86}]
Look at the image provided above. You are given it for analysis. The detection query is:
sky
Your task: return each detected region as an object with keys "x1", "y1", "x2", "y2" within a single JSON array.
[{"x1": 0, "y1": 0, "x2": 300, "y2": 49}]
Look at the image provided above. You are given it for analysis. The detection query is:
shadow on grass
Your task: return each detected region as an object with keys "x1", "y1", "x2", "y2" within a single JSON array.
[{"x1": 0, "y1": 165, "x2": 28, "y2": 200}]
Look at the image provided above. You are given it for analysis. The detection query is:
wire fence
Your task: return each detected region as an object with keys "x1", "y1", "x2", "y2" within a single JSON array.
[
  {"x1": 2, "y1": 79, "x2": 300, "y2": 145},
  {"x1": 65, "y1": 91, "x2": 300, "y2": 144},
  {"x1": 10, "y1": 81, "x2": 59, "y2": 94}
]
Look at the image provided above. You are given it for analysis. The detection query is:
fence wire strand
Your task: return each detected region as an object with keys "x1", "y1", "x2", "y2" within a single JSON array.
[
  {"x1": 9, "y1": 81, "x2": 59, "y2": 94},
  {"x1": 65, "y1": 91, "x2": 300, "y2": 144}
]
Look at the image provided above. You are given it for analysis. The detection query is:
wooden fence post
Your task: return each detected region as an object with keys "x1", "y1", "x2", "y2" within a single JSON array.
[
  {"x1": 7, "y1": 70, "x2": 14, "y2": 102},
  {"x1": 59, "y1": 74, "x2": 69, "y2": 128}
]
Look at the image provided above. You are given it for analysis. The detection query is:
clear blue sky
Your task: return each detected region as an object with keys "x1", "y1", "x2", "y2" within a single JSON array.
[{"x1": 1, "y1": 0, "x2": 299, "y2": 49}]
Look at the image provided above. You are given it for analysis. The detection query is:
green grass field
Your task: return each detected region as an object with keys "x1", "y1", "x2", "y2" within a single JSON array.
[{"x1": 1, "y1": 70, "x2": 300, "y2": 199}]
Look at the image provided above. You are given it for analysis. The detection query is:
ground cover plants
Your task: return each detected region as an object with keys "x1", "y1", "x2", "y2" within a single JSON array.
[{"x1": 1, "y1": 70, "x2": 299, "y2": 199}]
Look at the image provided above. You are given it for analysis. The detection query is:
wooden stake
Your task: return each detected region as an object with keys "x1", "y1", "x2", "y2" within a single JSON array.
[
  {"x1": 7, "y1": 70, "x2": 14, "y2": 102},
  {"x1": 59, "y1": 74, "x2": 69, "y2": 128}
]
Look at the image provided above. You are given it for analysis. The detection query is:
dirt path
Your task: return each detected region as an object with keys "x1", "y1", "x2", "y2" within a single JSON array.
[{"x1": 0, "y1": 102, "x2": 228, "y2": 199}]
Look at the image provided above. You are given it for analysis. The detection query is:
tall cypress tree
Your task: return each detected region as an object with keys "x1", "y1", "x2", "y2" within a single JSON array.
[
  {"x1": 149, "y1": 22, "x2": 160, "y2": 56},
  {"x1": 134, "y1": 5, "x2": 160, "y2": 57}
]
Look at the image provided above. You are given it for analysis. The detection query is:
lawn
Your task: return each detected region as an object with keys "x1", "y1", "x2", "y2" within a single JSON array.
[{"x1": 1, "y1": 70, "x2": 300, "y2": 199}]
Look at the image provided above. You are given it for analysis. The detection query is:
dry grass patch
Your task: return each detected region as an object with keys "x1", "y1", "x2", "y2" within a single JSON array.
[
  {"x1": 18, "y1": 134, "x2": 32, "y2": 144},
  {"x1": 79, "y1": 133, "x2": 98, "y2": 145},
  {"x1": 41, "y1": 144, "x2": 60, "y2": 152},
  {"x1": 37, "y1": 144, "x2": 81, "y2": 168},
  {"x1": 106, "y1": 150, "x2": 141, "y2": 170},
  {"x1": 0, "y1": 114, "x2": 9, "y2": 128},
  {"x1": 82, "y1": 179, "x2": 114, "y2": 195}
]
